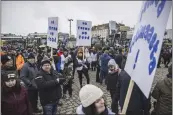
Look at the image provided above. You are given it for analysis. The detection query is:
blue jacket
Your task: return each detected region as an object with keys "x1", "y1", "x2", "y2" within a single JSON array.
[{"x1": 100, "y1": 53, "x2": 111, "y2": 72}]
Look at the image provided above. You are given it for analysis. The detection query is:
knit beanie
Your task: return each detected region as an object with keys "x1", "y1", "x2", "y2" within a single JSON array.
[
  {"x1": 1, "y1": 71, "x2": 17, "y2": 82},
  {"x1": 41, "y1": 56, "x2": 51, "y2": 66},
  {"x1": 28, "y1": 53, "x2": 35, "y2": 59},
  {"x1": 79, "y1": 84, "x2": 103, "y2": 107}
]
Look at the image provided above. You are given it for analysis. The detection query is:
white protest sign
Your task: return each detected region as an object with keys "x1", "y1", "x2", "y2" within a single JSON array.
[
  {"x1": 125, "y1": 1, "x2": 172, "y2": 98},
  {"x1": 47, "y1": 17, "x2": 58, "y2": 49},
  {"x1": 76, "y1": 20, "x2": 92, "y2": 46}
]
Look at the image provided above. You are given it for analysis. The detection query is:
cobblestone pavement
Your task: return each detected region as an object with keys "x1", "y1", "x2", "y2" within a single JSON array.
[
  {"x1": 56, "y1": 64, "x2": 168, "y2": 114},
  {"x1": 35, "y1": 64, "x2": 168, "y2": 114}
]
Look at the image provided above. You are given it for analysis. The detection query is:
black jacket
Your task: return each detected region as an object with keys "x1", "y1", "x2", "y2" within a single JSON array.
[
  {"x1": 35, "y1": 69, "x2": 65, "y2": 106},
  {"x1": 106, "y1": 72, "x2": 119, "y2": 90},
  {"x1": 115, "y1": 70, "x2": 150, "y2": 115}
]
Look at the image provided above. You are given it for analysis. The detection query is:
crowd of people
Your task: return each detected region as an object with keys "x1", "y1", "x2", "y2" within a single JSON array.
[{"x1": 1, "y1": 44, "x2": 172, "y2": 115}]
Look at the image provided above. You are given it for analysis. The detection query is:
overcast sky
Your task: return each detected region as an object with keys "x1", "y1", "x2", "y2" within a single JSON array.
[{"x1": 1, "y1": 1, "x2": 172, "y2": 36}]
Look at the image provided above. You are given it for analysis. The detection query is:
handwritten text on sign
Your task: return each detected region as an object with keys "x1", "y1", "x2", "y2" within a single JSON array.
[
  {"x1": 47, "y1": 17, "x2": 58, "y2": 48},
  {"x1": 129, "y1": 24, "x2": 159, "y2": 75},
  {"x1": 124, "y1": 0, "x2": 171, "y2": 98},
  {"x1": 140, "y1": 0, "x2": 166, "y2": 22},
  {"x1": 76, "y1": 20, "x2": 92, "y2": 46}
]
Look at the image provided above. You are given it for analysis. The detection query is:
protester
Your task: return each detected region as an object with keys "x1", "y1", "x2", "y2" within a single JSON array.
[
  {"x1": 76, "y1": 84, "x2": 115, "y2": 115},
  {"x1": 96, "y1": 48, "x2": 102, "y2": 83},
  {"x1": 16, "y1": 50, "x2": 25, "y2": 76},
  {"x1": 62, "y1": 56, "x2": 73, "y2": 99},
  {"x1": 1, "y1": 54, "x2": 16, "y2": 73},
  {"x1": 100, "y1": 50, "x2": 111, "y2": 84},
  {"x1": 35, "y1": 58, "x2": 65, "y2": 115},
  {"x1": 106, "y1": 59, "x2": 120, "y2": 112},
  {"x1": 57, "y1": 48, "x2": 71, "y2": 73},
  {"x1": 1, "y1": 72, "x2": 32, "y2": 115},
  {"x1": 75, "y1": 51, "x2": 90, "y2": 88},
  {"x1": 91, "y1": 50, "x2": 97, "y2": 71},
  {"x1": 151, "y1": 64, "x2": 172, "y2": 115},
  {"x1": 114, "y1": 70, "x2": 151, "y2": 115},
  {"x1": 20, "y1": 53, "x2": 41, "y2": 113}
]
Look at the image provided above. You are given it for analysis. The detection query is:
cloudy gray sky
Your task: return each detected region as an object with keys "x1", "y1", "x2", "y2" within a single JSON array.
[{"x1": 1, "y1": 1, "x2": 172, "y2": 36}]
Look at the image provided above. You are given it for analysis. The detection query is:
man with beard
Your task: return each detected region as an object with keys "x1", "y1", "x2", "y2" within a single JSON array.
[{"x1": 20, "y1": 53, "x2": 42, "y2": 114}]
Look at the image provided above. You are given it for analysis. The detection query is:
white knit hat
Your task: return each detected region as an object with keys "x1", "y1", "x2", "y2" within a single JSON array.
[{"x1": 79, "y1": 84, "x2": 103, "y2": 107}]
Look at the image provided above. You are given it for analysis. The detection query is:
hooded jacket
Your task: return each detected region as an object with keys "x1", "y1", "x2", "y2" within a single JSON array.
[{"x1": 152, "y1": 75, "x2": 172, "y2": 115}]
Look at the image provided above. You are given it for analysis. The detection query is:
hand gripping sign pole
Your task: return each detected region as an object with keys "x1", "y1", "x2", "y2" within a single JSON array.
[{"x1": 121, "y1": 1, "x2": 172, "y2": 114}]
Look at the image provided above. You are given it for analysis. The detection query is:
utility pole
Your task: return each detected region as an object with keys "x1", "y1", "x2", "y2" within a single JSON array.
[{"x1": 68, "y1": 19, "x2": 73, "y2": 39}]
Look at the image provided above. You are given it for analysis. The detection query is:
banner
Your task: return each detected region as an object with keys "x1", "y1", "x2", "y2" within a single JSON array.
[
  {"x1": 76, "y1": 20, "x2": 92, "y2": 46},
  {"x1": 47, "y1": 17, "x2": 58, "y2": 48},
  {"x1": 125, "y1": 1, "x2": 172, "y2": 98}
]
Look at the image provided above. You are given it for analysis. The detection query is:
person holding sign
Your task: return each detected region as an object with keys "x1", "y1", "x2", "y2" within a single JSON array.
[
  {"x1": 113, "y1": 70, "x2": 151, "y2": 115},
  {"x1": 75, "y1": 50, "x2": 90, "y2": 88}
]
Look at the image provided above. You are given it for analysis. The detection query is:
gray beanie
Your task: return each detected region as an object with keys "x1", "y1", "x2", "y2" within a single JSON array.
[{"x1": 79, "y1": 84, "x2": 103, "y2": 107}]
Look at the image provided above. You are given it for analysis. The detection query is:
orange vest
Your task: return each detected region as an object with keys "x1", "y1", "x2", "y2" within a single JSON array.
[{"x1": 16, "y1": 54, "x2": 25, "y2": 70}]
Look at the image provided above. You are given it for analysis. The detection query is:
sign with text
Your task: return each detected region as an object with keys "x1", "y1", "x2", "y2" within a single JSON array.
[
  {"x1": 125, "y1": 1, "x2": 172, "y2": 98},
  {"x1": 47, "y1": 17, "x2": 58, "y2": 48},
  {"x1": 76, "y1": 20, "x2": 92, "y2": 46}
]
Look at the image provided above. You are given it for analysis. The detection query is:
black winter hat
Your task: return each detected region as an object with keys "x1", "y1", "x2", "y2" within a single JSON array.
[
  {"x1": 28, "y1": 53, "x2": 35, "y2": 59},
  {"x1": 1, "y1": 55, "x2": 12, "y2": 65},
  {"x1": 1, "y1": 71, "x2": 17, "y2": 82},
  {"x1": 41, "y1": 56, "x2": 51, "y2": 66}
]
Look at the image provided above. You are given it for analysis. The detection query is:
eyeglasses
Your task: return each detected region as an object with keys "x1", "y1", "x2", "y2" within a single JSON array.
[{"x1": 43, "y1": 64, "x2": 51, "y2": 67}]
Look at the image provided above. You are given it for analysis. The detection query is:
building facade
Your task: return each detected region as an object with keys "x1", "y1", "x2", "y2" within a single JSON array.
[
  {"x1": 91, "y1": 23, "x2": 109, "y2": 40},
  {"x1": 91, "y1": 22, "x2": 126, "y2": 41}
]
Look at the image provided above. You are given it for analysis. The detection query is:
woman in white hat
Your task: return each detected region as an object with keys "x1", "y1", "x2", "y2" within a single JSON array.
[{"x1": 76, "y1": 84, "x2": 115, "y2": 115}]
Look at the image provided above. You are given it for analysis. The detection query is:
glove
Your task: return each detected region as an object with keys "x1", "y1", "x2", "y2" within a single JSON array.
[{"x1": 57, "y1": 78, "x2": 65, "y2": 84}]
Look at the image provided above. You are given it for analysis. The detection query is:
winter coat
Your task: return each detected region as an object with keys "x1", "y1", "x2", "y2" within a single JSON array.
[
  {"x1": 75, "y1": 57, "x2": 88, "y2": 71},
  {"x1": 2, "y1": 86, "x2": 32, "y2": 115},
  {"x1": 34, "y1": 69, "x2": 65, "y2": 106},
  {"x1": 16, "y1": 54, "x2": 25, "y2": 70},
  {"x1": 106, "y1": 71, "x2": 119, "y2": 91},
  {"x1": 152, "y1": 75, "x2": 172, "y2": 115},
  {"x1": 20, "y1": 62, "x2": 39, "y2": 90},
  {"x1": 76, "y1": 105, "x2": 115, "y2": 115},
  {"x1": 100, "y1": 53, "x2": 111, "y2": 72},
  {"x1": 114, "y1": 70, "x2": 150, "y2": 115}
]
